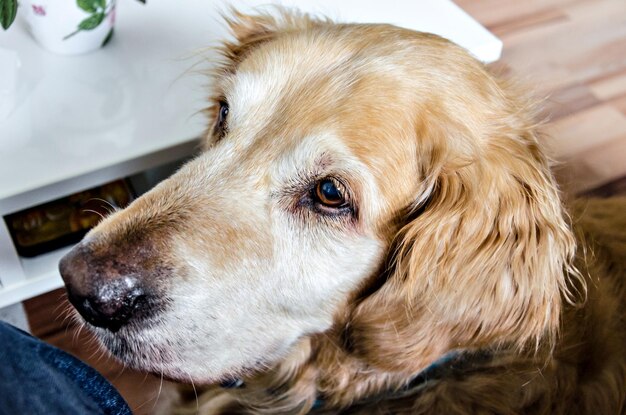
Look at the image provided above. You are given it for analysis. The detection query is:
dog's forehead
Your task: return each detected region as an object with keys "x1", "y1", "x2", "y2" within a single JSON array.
[
  {"x1": 217, "y1": 30, "x2": 424, "y2": 221},
  {"x1": 224, "y1": 37, "x2": 354, "y2": 128},
  {"x1": 224, "y1": 28, "x2": 412, "y2": 120}
]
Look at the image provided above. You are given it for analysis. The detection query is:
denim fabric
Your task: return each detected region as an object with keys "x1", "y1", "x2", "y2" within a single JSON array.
[{"x1": 0, "y1": 321, "x2": 131, "y2": 415}]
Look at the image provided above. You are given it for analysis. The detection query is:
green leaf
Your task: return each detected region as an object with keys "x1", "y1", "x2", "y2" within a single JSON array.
[
  {"x1": 95, "y1": 0, "x2": 106, "y2": 9},
  {"x1": 101, "y1": 27, "x2": 114, "y2": 47},
  {"x1": 77, "y1": 0, "x2": 99, "y2": 13},
  {"x1": 78, "y1": 13, "x2": 105, "y2": 30},
  {"x1": 0, "y1": 0, "x2": 18, "y2": 30}
]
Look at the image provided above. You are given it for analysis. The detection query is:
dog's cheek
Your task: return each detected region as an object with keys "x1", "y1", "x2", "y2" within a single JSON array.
[{"x1": 270, "y1": 213, "x2": 385, "y2": 330}]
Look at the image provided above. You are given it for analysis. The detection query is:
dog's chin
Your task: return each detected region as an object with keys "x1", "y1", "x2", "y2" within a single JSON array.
[
  {"x1": 84, "y1": 321, "x2": 273, "y2": 386},
  {"x1": 88, "y1": 325, "x2": 172, "y2": 369},
  {"x1": 148, "y1": 364, "x2": 262, "y2": 386}
]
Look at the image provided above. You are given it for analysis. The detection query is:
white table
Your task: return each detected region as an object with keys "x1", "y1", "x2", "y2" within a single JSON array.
[{"x1": 0, "y1": 0, "x2": 501, "y2": 308}]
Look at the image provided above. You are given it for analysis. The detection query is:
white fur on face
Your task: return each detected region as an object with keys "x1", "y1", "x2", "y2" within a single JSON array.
[{"x1": 94, "y1": 131, "x2": 385, "y2": 383}]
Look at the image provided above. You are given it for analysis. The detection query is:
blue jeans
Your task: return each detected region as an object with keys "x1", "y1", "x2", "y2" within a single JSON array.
[{"x1": 0, "y1": 321, "x2": 131, "y2": 415}]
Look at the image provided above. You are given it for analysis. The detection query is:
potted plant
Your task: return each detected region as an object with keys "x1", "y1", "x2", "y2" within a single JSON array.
[{"x1": 0, "y1": 0, "x2": 145, "y2": 55}]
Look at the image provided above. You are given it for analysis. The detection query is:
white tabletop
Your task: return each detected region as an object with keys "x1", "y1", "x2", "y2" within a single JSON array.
[{"x1": 0, "y1": 0, "x2": 501, "y2": 203}]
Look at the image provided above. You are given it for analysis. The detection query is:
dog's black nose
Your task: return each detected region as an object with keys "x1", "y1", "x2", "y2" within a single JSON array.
[
  {"x1": 59, "y1": 242, "x2": 151, "y2": 332},
  {"x1": 66, "y1": 278, "x2": 146, "y2": 332}
]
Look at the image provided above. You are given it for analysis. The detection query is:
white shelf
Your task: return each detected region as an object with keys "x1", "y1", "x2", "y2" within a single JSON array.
[{"x1": 0, "y1": 0, "x2": 500, "y2": 308}]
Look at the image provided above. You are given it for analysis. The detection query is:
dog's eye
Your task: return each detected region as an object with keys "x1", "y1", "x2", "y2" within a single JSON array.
[
  {"x1": 314, "y1": 179, "x2": 347, "y2": 208},
  {"x1": 215, "y1": 100, "x2": 229, "y2": 137}
]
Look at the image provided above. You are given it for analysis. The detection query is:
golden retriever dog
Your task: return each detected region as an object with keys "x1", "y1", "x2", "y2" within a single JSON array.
[{"x1": 59, "y1": 9, "x2": 626, "y2": 415}]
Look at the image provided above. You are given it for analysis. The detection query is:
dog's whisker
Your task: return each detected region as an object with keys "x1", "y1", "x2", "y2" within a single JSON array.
[
  {"x1": 71, "y1": 321, "x2": 84, "y2": 344},
  {"x1": 52, "y1": 298, "x2": 68, "y2": 314},
  {"x1": 188, "y1": 372, "x2": 199, "y2": 414},
  {"x1": 81, "y1": 209, "x2": 106, "y2": 221},
  {"x1": 55, "y1": 304, "x2": 73, "y2": 324},
  {"x1": 86, "y1": 344, "x2": 101, "y2": 362},
  {"x1": 152, "y1": 370, "x2": 165, "y2": 411},
  {"x1": 87, "y1": 197, "x2": 119, "y2": 212},
  {"x1": 134, "y1": 373, "x2": 159, "y2": 412}
]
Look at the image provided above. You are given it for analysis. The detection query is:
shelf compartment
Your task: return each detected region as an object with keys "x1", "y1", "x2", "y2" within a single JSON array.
[{"x1": 0, "y1": 152, "x2": 194, "y2": 308}]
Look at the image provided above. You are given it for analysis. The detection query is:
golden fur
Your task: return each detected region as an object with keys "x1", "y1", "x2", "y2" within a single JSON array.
[{"x1": 61, "y1": 9, "x2": 625, "y2": 415}]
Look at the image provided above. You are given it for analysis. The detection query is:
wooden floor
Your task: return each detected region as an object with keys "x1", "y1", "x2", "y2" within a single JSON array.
[
  {"x1": 457, "y1": 0, "x2": 626, "y2": 194},
  {"x1": 20, "y1": 1, "x2": 626, "y2": 414}
]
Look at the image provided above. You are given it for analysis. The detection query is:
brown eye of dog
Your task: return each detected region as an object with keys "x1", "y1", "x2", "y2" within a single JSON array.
[
  {"x1": 216, "y1": 100, "x2": 229, "y2": 136},
  {"x1": 314, "y1": 179, "x2": 346, "y2": 208}
]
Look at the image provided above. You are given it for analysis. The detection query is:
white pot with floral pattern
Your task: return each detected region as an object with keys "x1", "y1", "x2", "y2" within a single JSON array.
[{"x1": 21, "y1": 0, "x2": 117, "y2": 55}]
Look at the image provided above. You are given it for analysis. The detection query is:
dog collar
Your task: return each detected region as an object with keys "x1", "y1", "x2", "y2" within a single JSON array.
[
  {"x1": 312, "y1": 350, "x2": 492, "y2": 412},
  {"x1": 219, "y1": 350, "x2": 491, "y2": 411}
]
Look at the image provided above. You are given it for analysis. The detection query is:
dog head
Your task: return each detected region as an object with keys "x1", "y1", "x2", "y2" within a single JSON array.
[{"x1": 59, "y1": 10, "x2": 577, "y2": 385}]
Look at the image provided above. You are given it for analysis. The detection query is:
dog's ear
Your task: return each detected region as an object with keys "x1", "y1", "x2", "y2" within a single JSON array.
[
  {"x1": 221, "y1": 8, "x2": 325, "y2": 68},
  {"x1": 349, "y1": 79, "x2": 583, "y2": 373}
]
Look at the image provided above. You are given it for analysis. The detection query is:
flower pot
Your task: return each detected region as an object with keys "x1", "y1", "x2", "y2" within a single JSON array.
[{"x1": 21, "y1": 0, "x2": 116, "y2": 55}]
